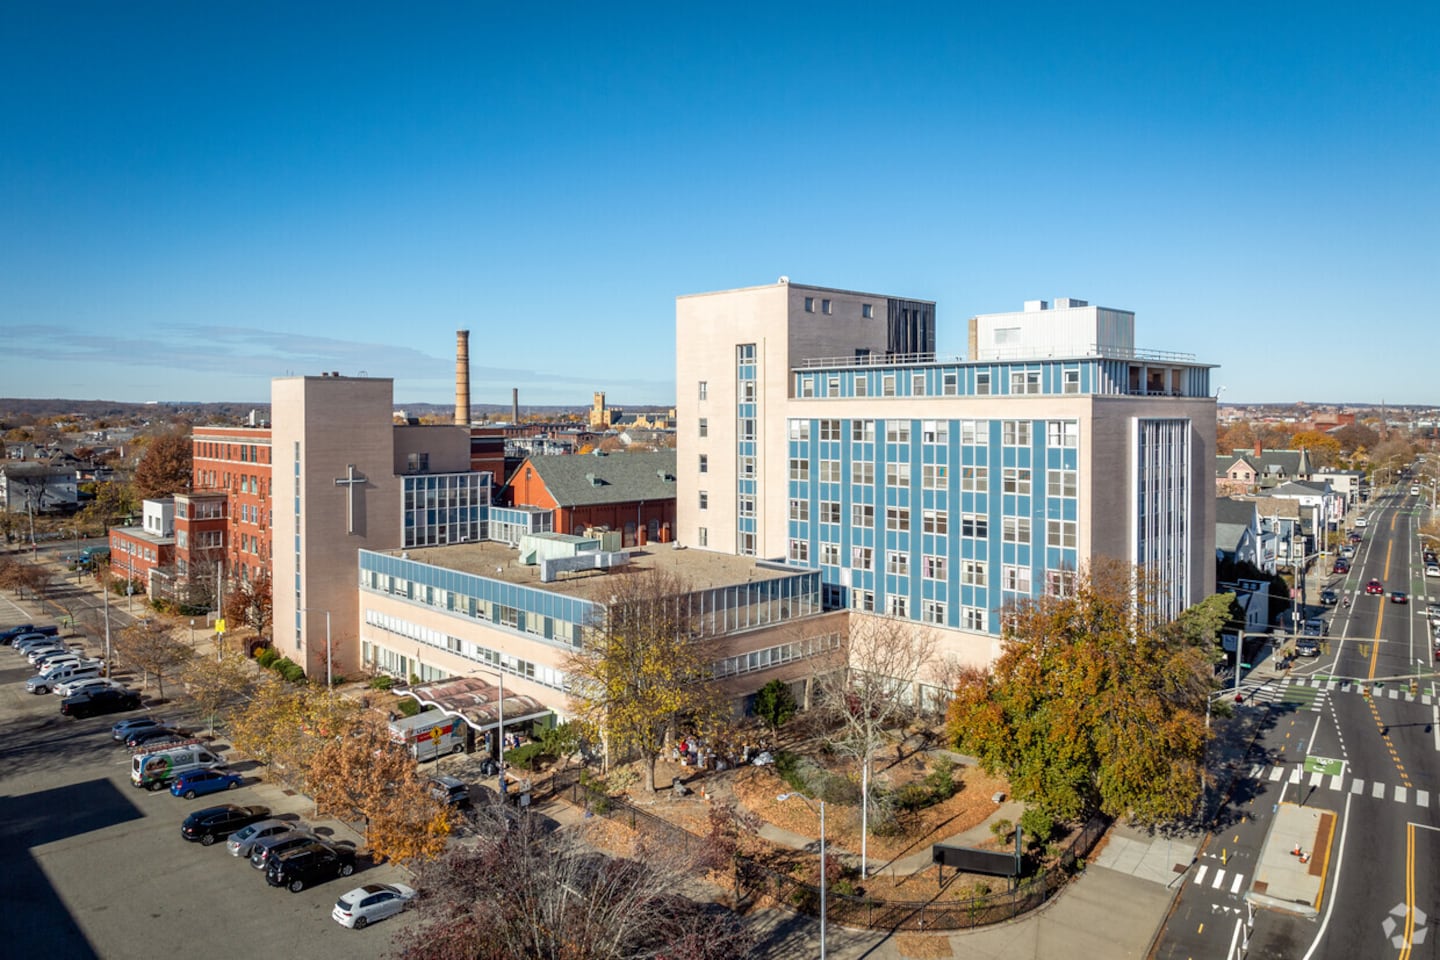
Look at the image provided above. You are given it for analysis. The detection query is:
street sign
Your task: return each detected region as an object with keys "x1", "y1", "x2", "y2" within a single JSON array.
[{"x1": 1303, "y1": 755, "x2": 1344, "y2": 777}]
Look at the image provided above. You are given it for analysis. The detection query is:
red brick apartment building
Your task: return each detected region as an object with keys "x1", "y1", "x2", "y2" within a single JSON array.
[{"x1": 191, "y1": 425, "x2": 273, "y2": 585}]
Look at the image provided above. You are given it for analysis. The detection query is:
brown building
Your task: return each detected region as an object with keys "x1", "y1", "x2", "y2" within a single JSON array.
[
  {"x1": 503, "y1": 450, "x2": 677, "y2": 547},
  {"x1": 191, "y1": 424, "x2": 273, "y2": 586}
]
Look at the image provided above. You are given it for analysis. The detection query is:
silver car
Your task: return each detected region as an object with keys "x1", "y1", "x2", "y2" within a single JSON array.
[
  {"x1": 249, "y1": 829, "x2": 318, "y2": 869},
  {"x1": 226, "y1": 819, "x2": 300, "y2": 858}
]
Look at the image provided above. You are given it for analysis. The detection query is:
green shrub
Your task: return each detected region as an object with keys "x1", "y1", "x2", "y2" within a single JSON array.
[
  {"x1": 989, "y1": 817, "x2": 1014, "y2": 841},
  {"x1": 274, "y1": 657, "x2": 306, "y2": 683},
  {"x1": 1020, "y1": 808, "x2": 1055, "y2": 847},
  {"x1": 923, "y1": 757, "x2": 958, "y2": 801},
  {"x1": 894, "y1": 782, "x2": 933, "y2": 812},
  {"x1": 396, "y1": 699, "x2": 421, "y2": 717},
  {"x1": 367, "y1": 675, "x2": 395, "y2": 691},
  {"x1": 505, "y1": 741, "x2": 547, "y2": 771},
  {"x1": 816, "y1": 771, "x2": 860, "y2": 806},
  {"x1": 774, "y1": 751, "x2": 808, "y2": 795},
  {"x1": 754, "y1": 678, "x2": 798, "y2": 732},
  {"x1": 255, "y1": 647, "x2": 279, "y2": 669}
]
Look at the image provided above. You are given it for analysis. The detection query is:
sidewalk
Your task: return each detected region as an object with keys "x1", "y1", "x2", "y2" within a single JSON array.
[{"x1": 1247, "y1": 801, "x2": 1335, "y2": 918}]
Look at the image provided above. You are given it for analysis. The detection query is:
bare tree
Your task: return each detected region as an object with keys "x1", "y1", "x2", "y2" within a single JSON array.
[
  {"x1": 813, "y1": 615, "x2": 937, "y2": 877},
  {"x1": 114, "y1": 619, "x2": 192, "y2": 699}
]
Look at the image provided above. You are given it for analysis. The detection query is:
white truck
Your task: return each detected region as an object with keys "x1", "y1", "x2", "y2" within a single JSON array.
[{"x1": 388, "y1": 708, "x2": 466, "y2": 762}]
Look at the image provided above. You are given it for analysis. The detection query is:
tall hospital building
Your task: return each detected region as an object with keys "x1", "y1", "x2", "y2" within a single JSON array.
[{"x1": 676, "y1": 279, "x2": 1216, "y2": 671}]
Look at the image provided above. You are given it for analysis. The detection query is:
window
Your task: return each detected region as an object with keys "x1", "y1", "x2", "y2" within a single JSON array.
[
  {"x1": 819, "y1": 459, "x2": 842, "y2": 483},
  {"x1": 1002, "y1": 467, "x2": 1031, "y2": 496},
  {"x1": 1048, "y1": 519, "x2": 1078, "y2": 549},
  {"x1": 738, "y1": 496, "x2": 755, "y2": 517},
  {"x1": 887, "y1": 550, "x2": 910, "y2": 575},
  {"x1": 1046, "y1": 569, "x2": 1076, "y2": 597},
  {"x1": 698, "y1": 418, "x2": 708, "y2": 438},
  {"x1": 851, "y1": 460, "x2": 874, "y2": 485},
  {"x1": 740, "y1": 456, "x2": 755, "y2": 478},
  {"x1": 790, "y1": 539, "x2": 810, "y2": 563},
  {"x1": 921, "y1": 420, "x2": 942, "y2": 445},
  {"x1": 961, "y1": 514, "x2": 988, "y2": 538},
  {"x1": 1047, "y1": 420, "x2": 1079, "y2": 448},
  {"x1": 789, "y1": 459, "x2": 810, "y2": 481},
  {"x1": 819, "y1": 419, "x2": 842, "y2": 441},
  {"x1": 1002, "y1": 516, "x2": 1031, "y2": 544},
  {"x1": 738, "y1": 343, "x2": 756, "y2": 361},
  {"x1": 854, "y1": 376, "x2": 868, "y2": 397},
  {"x1": 961, "y1": 465, "x2": 988, "y2": 492},
  {"x1": 922, "y1": 599, "x2": 946, "y2": 624},
  {"x1": 698, "y1": 491, "x2": 709, "y2": 510},
  {"x1": 961, "y1": 559, "x2": 987, "y2": 586},
  {"x1": 960, "y1": 420, "x2": 985, "y2": 445},
  {"x1": 923, "y1": 464, "x2": 948, "y2": 489},
  {"x1": 885, "y1": 461, "x2": 911, "y2": 486},
  {"x1": 1002, "y1": 564, "x2": 1032, "y2": 592},
  {"x1": 799, "y1": 376, "x2": 815, "y2": 398},
  {"x1": 1010, "y1": 370, "x2": 1040, "y2": 394},
  {"x1": 961, "y1": 606, "x2": 986, "y2": 631},
  {"x1": 943, "y1": 372, "x2": 958, "y2": 396},
  {"x1": 853, "y1": 589, "x2": 875, "y2": 612},
  {"x1": 851, "y1": 545, "x2": 874, "y2": 570},
  {"x1": 790, "y1": 499, "x2": 810, "y2": 521},
  {"x1": 819, "y1": 501, "x2": 841, "y2": 524},
  {"x1": 976, "y1": 371, "x2": 991, "y2": 395},
  {"x1": 887, "y1": 595, "x2": 909, "y2": 618},
  {"x1": 789, "y1": 419, "x2": 811, "y2": 441},
  {"x1": 862, "y1": 303, "x2": 873, "y2": 319},
  {"x1": 804, "y1": 296, "x2": 815, "y2": 313},
  {"x1": 1048, "y1": 469, "x2": 1078, "y2": 498},
  {"x1": 881, "y1": 374, "x2": 898, "y2": 397},
  {"x1": 698, "y1": 454, "x2": 708, "y2": 474},
  {"x1": 698, "y1": 526, "x2": 708, "y2": 547},
  {"x1": 827, "y1": 377, "x2": 839, "y2": 397},
  {"x1": 922, "y1": 509, "x2": 948, "y2": 535},
  {"x1": 852, "y1": 503, "x2": 874, "y2": 527},
  {"x1": 1063, "y1": 369, "x2": 1080, "y2": 393},
  {"x1": 912, "y1": 373, "x2": 926, "y2": 396},
  {"x1": 739, "y1": 418, "x2": 755, "y2": 440},
  {"x1": 886, "y1": 421, "x2": 910, "y2": 443},
  {"x1": 698, "y1": 381, "x2": 708, "y2": 400},
  {"x1": 852, "y1": 419, "x2": 875, "y2": 443},
  {"x1": 886, "y1": 506, "x2": 911, "y2": 531},
  {"x1": 822, "y1": 298, "x2": 832, "y2": 315},
  {"x1": 812, "y1": 542, "x2": 835, "y2": 566},
  {"x1": 742, "y1": 380, "x2": 756, "y2": 401},
  {"x1": 922, "y1": 555, "x2": 946, "y2": 580},
  {"x1": 1002, "y1": 421, "x2": 1031, "y2": 446}
]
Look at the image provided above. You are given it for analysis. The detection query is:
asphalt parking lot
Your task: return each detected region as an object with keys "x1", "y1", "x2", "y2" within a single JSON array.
[{"x1": 0, "y1": 604, "x2": 413, "y2": 960}]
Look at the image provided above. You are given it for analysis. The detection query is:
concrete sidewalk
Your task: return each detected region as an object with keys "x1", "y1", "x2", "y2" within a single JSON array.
[{"x1": 1247, "y1": 800, "x2": 1335, "y2": 918}]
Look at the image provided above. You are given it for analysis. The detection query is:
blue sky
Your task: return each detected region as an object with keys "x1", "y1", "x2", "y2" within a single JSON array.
[{"x1": 2, "y1": 3, "x2": 1436, "y2": 407}]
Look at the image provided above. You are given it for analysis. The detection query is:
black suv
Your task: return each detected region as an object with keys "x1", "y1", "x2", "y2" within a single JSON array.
[
  {"x1": 428, "y1": 775, "x2": 471, "y2": 809},
  {"x1": 265, "y1": 840, "x2": 357, "y2": 892},
  {"x1": 181, "y1": 804, "x2": 271, "y2": 845},
  {"x1": 60, "y1": 687, "x2": 141, "y2": 718},
  {"x1": 1320, "y1": 589, "x2": 1338, "y2": 606}
]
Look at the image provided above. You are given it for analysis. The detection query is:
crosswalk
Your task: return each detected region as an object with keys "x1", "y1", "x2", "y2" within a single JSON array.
[
  {"x1": 1193, "y1": 861, "x2": 1248, "y2": 897},
  {"x1": 1246, "y1": 761, "x2": 1433, "y2": 809},
  {"x1": 1237, "y1": 675, "x2": 1435, "y2": 711}
]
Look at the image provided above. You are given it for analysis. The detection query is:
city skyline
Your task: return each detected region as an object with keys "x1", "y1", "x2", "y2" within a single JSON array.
[{"x1": 2, "y1": 4, "x2": 1436, "y2": 407}]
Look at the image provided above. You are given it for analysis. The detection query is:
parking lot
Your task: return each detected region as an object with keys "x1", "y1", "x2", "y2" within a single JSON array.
[{"x1": 0, "y1": 601, "x2": 413, "y2": 960}]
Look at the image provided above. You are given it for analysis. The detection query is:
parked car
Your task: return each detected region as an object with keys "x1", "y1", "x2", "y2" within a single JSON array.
[
  {"x1": 1366, "y1": 579, "x2": 1385, "y2": 595},
  {"x1": 1427, "y1": 565, "x2": 1440, "y2": 579},
  {"x1": 61, "y1": 687, "x2": 142, "y2": 718},
  {"x1": 1348, "y1": 531, "x2": 1364, "y2": 543},
  {"x1": 332, "y1": 882, "x2": 417, "y2": 929},
  {"x1": 227, "y1": 819, "x2": 303, "y2": 858},
  {"x1": 127, "y1": 726, "x2": 191, "y2": 749},
  {"x1": 250, "y1": 830, "x2": 321, "y2": 870},
  {"x1": 170, "y1": 768, "x2": 244, "y2": 799},
  {"x1": 1320, "y1": 589, "x2": 1339, "y2": 606},
  {"x1": 113, "y1": 717, "x2": 165, "y2": 741},
  {"x1": 1332, "y1": 559, "x2": 1350, "y2": 574},
  {"x1": 1427, "y1": 603, "x2": 1440, "y2": 622},
  {"x1": 1339, "y1": 545, "x2": 1355, "y2": 559},
  {"x1": 1302, "y1": 619, "x2": 1326, "y2": 637},
  {"x1": 1296, "y1": 638, "x2": 1321, "y2": 657},
  {"x1": 54, "y1": 676, "x2": 121, "y2": 698},
  {"x1": 265, "y1": 840, "x2": 357, "y2": 892},
  {"x1": 28, "y1": 645, "x2": 79, "y2": 666},
  {"x1": 1391, "y1": 591, "x2": 1409, "y2": 605},
  {"x1": 0, "y1": 624, "x2": 53, "y2": 645},
  {"x1": 181, "y1": 804, "x2": 271, "y2": 845},
  {"x1": 427, "y1": 775, "x2": 471, "y2": 809},
  {"x1": 12, "y1": 633, "x2": 60, "y2": 653}
]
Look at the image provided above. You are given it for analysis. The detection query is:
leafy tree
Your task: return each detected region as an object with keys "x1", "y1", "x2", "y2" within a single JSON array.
[
  {"x1": 224, "y1": 570, "x2": 273, "y2": 636},
  {"x1": 1173, "y1": 592, "x2": 1242, "y2": 663},
  {"x1": 564, "y1": 568, "x2": 721, "y2": 793},
  {"x1": 538, "y1": 720, "x2": 582, "y2": 771},
  {"x1": 306, "y1": 710, "x2": 451, "y2": 863},
  {"x1": 132, "y1": 430, "x2": 192, "y2": 499},
  {"x1": 114, "y1": 620, "x2": 193, "y2": 699},
  {"x1": 1289, "y1": 430, "x2": 1342, "y2": 468},
  {"x1": 396, "y1": 808, "x2": 756, "y2": 960},
  {"x1": 179, "y1": 642, "x2": 258, "y2": 735},
  {"x1": 1332, "y1": 422, "x2": 1378, "y2": 458},
  {"x1": 946, "y1": 558, "x2": 1211, "y2": 826},
  {"x1": 753, "y1": 678, "x2": 798, "y2": 733},
  {"x1": 229, "y1": 678, "x2": 360, "y2": 788}
]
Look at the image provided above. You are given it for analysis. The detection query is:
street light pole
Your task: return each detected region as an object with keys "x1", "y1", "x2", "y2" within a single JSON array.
[{"x1": 778, "y1": 793, "x2": 826, "y2": 960}]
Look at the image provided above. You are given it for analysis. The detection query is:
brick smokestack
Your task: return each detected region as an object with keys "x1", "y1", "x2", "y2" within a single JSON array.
[
  {"x1": 455, "y1": 330, "x2": 471, "y2": 425},
  {"x1": 512, "y1": 387, "x2": 519, "y2": 423}
]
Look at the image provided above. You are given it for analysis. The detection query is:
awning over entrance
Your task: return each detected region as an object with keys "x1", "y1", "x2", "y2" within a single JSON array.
[{"x1": 400, "y1": 676, "x2": 552, "y2": 733}]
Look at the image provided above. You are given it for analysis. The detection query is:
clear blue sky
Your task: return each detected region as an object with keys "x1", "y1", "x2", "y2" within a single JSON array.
[{"x1": 2, "y1": 3, "x2": 1436, "y2": 407}]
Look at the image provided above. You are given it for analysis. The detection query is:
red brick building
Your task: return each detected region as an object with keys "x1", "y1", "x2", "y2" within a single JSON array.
[
  {"x1": 191, "y1": 424, "x2": 273, "y2": 586},
  {"x1": 503, "y1": 450, "x2": 677, "y2": 547}
]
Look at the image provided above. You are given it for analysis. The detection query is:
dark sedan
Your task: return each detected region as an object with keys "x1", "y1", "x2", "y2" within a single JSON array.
[
  {"x1": 181, "y1": 804, "x2": 271, "y2": 846},
  {"x1": 126, "y1": 727, "x2": 190, "y2": 749},
  {"x1": 1391, "y1": 591, "x2": 1409, "y2": 604},
  {"x1": 60, "y1": 687, "x2": 141, "y2": 719}
]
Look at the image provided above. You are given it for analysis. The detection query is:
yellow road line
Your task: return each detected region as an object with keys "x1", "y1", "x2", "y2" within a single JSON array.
[
  {"x1": 1400, "y1": 822, "x2": 1416, "y2": 960},
  {"x1": 1370, "y1": 536, "x2": 1393, "y2": 681}
]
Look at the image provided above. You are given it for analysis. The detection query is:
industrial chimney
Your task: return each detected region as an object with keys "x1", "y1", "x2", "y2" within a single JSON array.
[
  {"x1": 512, "y1": 387, "x2": 519, "y2": 424},
  {"x1": 455, "y1": 330, "x2": 471, "y2": 425}
]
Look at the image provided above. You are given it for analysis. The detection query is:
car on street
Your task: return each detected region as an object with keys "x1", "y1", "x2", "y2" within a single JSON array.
[
  {"x1": 112, "y1": 716, "x2": 165, "y2": 741},
  {"x1": 1302, "y1": 619, "x2": 1326, "y2": 637},
  {"x1": 1320, "y1": 589, "x2": 1339, "y2": 606},
  {"x1": 1296, "y1": 638, "x2": 1321, "y2": 657},
  {"x1": 1366, "y1": 579, "x2": 1385, "y2": 595},
  {"x1": 61, "y1": 687, "x2": 142, "y2": 718},
  {"x1": 1349, "y1": 531, "x2": 1364, "y2": 543},
  {"x1": 331, "y1": 882, "x2": 417, "y2": 929},
  {"x1": 181, "y1": 804, "x2": 271, "y2": 845},
  {"x1": 250, "y1": 830, "x2": 321, "y2": 870},
  {"x1": 1427, "y1": 565, "x2": 1440, "y2": 578},
  {"x1": 170, "y1": 768, "x2": 244, "y2": 799},
  {"x1": 1332, "y1": 559, "x2": 1350, "y2": 574},
  {"x1": 1391, "y1": 591, "x2": 1409, "y2": 604},
  {"x1": 226, "y1": 819, "x2": 303, "y2": 858},
  {"x1": 265, "y1": 840, "x2": 357, "y2": 892}
]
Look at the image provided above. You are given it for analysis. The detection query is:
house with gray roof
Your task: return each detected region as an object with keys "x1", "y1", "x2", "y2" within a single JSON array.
[
  {"x1": 1216, "y1": 446, "x2": 1313, "y2": 496},
  {"x1": 502, "y1": 450, "x2": 678, "y2": 548},
  {"x1": 1216, "y1": 497, "x2": 1274, "y2": 574}
]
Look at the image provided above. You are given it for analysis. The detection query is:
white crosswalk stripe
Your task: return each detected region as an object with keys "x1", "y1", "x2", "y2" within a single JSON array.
[
  {"x1": 1289, "y1": 767, "x2": 1302, "y2": 784},
  {"x1": 1212, "y1": 869, "x2": 1226, "y2": 890},
  {"x1": 1420, "y1": 790, "x2": 1430, "y2": 807},
  {"x1": 1397, "y1": 786, "x2": 1408, "y2": 803},
  {"x1": 1329, "y1": 774, "x2": 1344, "y2": 791},
  {"x1": 1373, "y1": 781, "x2": 1385, "y2": 799},
  {"x1": 1309, "y1": 771, "x2": 1323, "y2": 788},
  {"x1": 1269, "y1": 767, "x2": 1285, "y2": 782},
  {"x1": 1231, "y1": 873, "x2": 1245, "y2": 894},
  {"x1": 1352, "y1": 779, "x2": 1365, "y2": 794},
  {"x1": 1195, "y1": 864, "x2": 1209, "y2": 887}
]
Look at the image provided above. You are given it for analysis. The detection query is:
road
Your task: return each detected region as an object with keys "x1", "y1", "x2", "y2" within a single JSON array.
[{"x1": 1155, "y1": 486, "x2": 1440, "y2": 959}]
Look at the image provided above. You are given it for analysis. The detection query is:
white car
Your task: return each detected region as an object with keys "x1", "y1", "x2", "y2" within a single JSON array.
[
  {"x1": 1427, "y1": 565, "x2": 1440, "y2": 578},
  {"x1": 53, "y1": 676, "x2": 120, "y2": 698},
  {"x1": 331, "y1": 882, "x2": 417, "y2": 929}
]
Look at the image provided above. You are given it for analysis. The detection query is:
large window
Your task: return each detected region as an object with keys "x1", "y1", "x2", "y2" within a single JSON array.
[
  {"x1": 789, "y1": 499, "x2": 809, "y2": 521},
  {"x1": 886, "y1": 506, "x2": 911, "y2": 532},
  {"x1": 961, "y1": 465, "x2": 988, "y2": 492},
  {"x1": 819, "y1": 459, "x2": 842, "y2": 483},
  {"x1": 819, "y1": 501, "x2": 841, "y2": 524},
  {"x1": 789, "y1": 459, "x2": 809, "y2": 481},
  {"x1": 1002, "y1": 421, "x2": 1031, "y2": 446},
  {"x1": 852, "y1": 503, "x2": 874, "y2": 527},
  {"x1": 1048, "y1": 469, "x2": 1078, "y2": 498},
  {"x1": 1047, "y1": 420, "x2": 1079, "y2": 447},
  {"x1": 886, "y1": 551, "x2": 909, "y2": 575},
  {"x1": 819, "y1": 419, "x2": 842, "y2": 441},
  {"x1": 1002, "y1": 516, "x2": 1031, "y2": 544},
  {"x1": 852, "y1": 460, "x2": 874, "y2": 485},
  {"x1": 852, "y1": 419, "x2": 875, "y2": 443},
  {"x1": 886, "y1": 421, "x2": 910, "y2": 444},
  {"x1": 885, "y1": 461, "x2": 911, "y2": 486},
  {"x1": 922, "y1": 509, "x2": 948, "y2": 535},
  {"x1": 1048, "y1": 519, "x2": 1078, "y2": 549},
  {"x1": 851, "y1": 546, "x2": 873, "y2": 570},
  {"x1": 960, "y1": 559, "x2": 987, "y2": 586},
  {"x1": 788, "y1": 419, "x2": 810, "y2": 441},
  {"x1": 1002, "y1": 467, "x2": 1031, "y2": 496}
]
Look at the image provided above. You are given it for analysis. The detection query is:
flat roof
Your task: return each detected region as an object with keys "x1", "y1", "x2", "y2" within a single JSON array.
[{"x1": 396, "y1": 540, "x2": 801, "y2": 601}]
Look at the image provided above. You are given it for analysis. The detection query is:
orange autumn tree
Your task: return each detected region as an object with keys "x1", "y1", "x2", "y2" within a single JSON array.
[
  {"x1": 946, "y1": 558, "x2": 1212, "y2": 826},
  {"x1": 305, "y1": 710, "x2": 451, "y2": 863}
]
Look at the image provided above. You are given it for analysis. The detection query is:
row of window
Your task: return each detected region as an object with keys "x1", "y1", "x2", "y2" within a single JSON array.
[
  {"x1": 790, "y1": 514, "x2": 1078, "y2": 553},
  {"x1": 797, "y1": 368, "x2": 1083, "y2": 398},
  {"x1": 194, "y1": 441, "x2": 269, "y2": 464},
  {"x1": 363, "y1": 609, "x2": 569, "y2": 692},
  {"x1": 788, "y1": 418, "x2": 1078, "y2": 448},
  {"x1": 710, "y1": 631, "x2": 843, "y2": 680}
]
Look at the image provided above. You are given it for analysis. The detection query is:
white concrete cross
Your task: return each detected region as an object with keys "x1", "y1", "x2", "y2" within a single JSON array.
[{"x1": 334, "y1": 464, "x2": 366, "y2": 535}]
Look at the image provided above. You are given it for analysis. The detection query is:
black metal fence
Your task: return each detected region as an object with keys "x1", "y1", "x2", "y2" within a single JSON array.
[{"x1": 561, "y1": 776, "x2": 1110, "y2": 933}]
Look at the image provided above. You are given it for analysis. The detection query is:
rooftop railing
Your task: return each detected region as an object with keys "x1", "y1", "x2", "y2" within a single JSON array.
[{"x1": 795, "y1": 344, "x2": 1199, "y2": 369}]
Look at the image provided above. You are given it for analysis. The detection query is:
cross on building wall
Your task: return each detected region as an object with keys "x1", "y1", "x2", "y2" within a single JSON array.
[{"x1": 334, "y1": 464, "x2": 366, "y2": 535}]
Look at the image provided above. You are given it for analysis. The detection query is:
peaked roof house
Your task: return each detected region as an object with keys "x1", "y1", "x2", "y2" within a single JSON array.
[
  {"x1": 502, "y1": 450, "x2": 678, "y2": 548},
  {"x1": 1268, "y1": 478, "x2": 1337, "y2": 542},
  {"x1": 1242, "y1": 495, "x2": 1310, "y2": 571},
  {"x1": 1216, "y1": 445, "x2": 1313, "y2": 496},
  {"x1": 1216, "y1": 497, "x2": 1274, "y2": 574}
]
